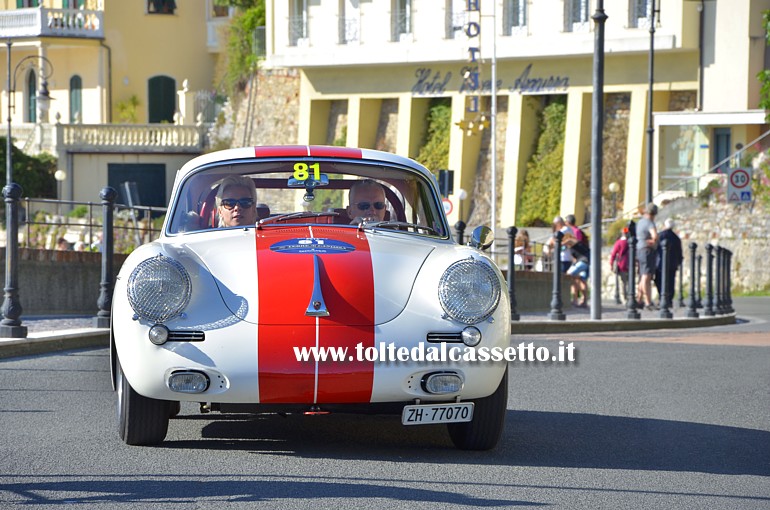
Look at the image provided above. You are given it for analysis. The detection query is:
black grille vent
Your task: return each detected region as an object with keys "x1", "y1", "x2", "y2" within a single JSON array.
[
  {"x1": 426, "y1": 332, "x2": 462, "y2": 343},
  {"x1": 168, "y1": 331, "x2": 205, "y2": 342}
]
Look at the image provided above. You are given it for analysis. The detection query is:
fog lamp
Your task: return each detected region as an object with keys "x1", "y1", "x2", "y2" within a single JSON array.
[
  {"x1": 168, "y1": 371, "x2": 209, "y2": 393},
  {"x1": 461, "y1": 326, "x2": 482, "y2": 347},
  {"x1": 148, "y1": 324, "x2": 170, "y2": 345},
  {"x1": 421, "y1": 372, "x2": 463, "y2": 395}
]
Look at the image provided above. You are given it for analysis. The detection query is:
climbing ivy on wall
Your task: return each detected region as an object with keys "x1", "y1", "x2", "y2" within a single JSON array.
[
  {"x1": 416, "y1": 98, "x2": 451, "y2": 173},
  {"x1": 517, "y1": 98, "x2": 567, "y2": 226}
]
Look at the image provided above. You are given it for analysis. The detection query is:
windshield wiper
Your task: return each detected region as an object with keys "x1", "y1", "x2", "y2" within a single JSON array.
[
  {"x1": 364, "y1": 220, "x2": 440, "y2": 236},
  {"x1": 257, "y1": 211, "x2": 339, "y2": 228}
]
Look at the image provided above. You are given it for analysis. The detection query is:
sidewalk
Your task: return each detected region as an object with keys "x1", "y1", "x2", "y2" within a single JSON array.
[
  {"x1": 0, "y1": 303, "x2": 736, "y2": 359},
  {"x1": 511, "y1": 300, "x2": 735, "y2": 334},
  {"x1": 0, "y1": 316, "x2": 108, "y2": 359}
]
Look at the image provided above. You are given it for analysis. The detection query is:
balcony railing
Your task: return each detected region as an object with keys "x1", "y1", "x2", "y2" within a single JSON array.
[
  {"x1": 58, "y1": 124, "x2": 206, "y2": 153},
  {"x1": 0, "y1": 7, "x2": 104, "y2": 40}
]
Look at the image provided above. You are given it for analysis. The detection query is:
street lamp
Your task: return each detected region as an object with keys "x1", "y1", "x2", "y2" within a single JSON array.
[
  {"x1": 1, "y1": 39, "x2": 54, "y2": 338},
  {"x1": 54, "y1": 169, "x2": 66, "y2": 216},
  {"x1": 608, "y1": 181, "x2": 620, "y2": 219},
  {"x1": 646, "y1": 0, "x2": 660, "y2": 205}
]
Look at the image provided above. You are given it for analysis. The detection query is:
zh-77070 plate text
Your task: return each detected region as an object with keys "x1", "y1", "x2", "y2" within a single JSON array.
[{"x1": 401, "y1": 403, "x2": 474, "y2": 425}]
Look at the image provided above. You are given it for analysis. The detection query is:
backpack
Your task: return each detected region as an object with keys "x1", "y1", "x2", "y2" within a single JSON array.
[{"x1": 572, "y1": 226, "x2": 589, "y2": 248}]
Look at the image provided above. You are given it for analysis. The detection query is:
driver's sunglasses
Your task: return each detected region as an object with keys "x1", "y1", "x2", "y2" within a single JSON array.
[
  {"x1": 220, "y1": 197, "x2": 254, "y2": 210},
  {"x1": 355, "y1": 201, "x2": 386, "y2": 211}
]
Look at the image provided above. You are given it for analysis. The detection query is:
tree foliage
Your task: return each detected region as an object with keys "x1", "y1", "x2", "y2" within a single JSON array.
[
  {"x1": 517, "y1": 99, "x2": 566, "y2": 226},
  {"x1": 215, "y1": 0, "x2": 266, "y2": 99},
  {"x1": 0, "y1": 137, "x2": 57, "y2": 198},
  {"x1": 758, "y1": 10, "x2": 770, "y2": 118}
]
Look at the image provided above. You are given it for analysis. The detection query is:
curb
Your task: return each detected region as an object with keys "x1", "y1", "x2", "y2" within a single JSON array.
[
  {"x1": 510, "y1": 314, "x2": 736, "y2": 334},
  {"x1": 0, "y1": 329, "x2": 109, "y2": 359}
]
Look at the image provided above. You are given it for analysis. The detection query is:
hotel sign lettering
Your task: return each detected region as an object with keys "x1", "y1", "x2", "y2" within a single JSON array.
[
  {"x1": 411, "y1": 1, "x2": 569, "y2": 99},
  {"x1": 410, "y1": 64, "x2": 570, "y2": 97}
]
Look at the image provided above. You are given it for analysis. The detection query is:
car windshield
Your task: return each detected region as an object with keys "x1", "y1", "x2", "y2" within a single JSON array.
[{"x1": 167, "y1": 158, "x2": 449, "y2": 238}]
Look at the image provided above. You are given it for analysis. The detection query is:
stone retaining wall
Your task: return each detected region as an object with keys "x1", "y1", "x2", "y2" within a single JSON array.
[
  {"x1": 601, "y1": 198, "x2": 770, "y2": 300},
  {"x1": 0, "y1": 248, "x2": 127, "y2": 316}
]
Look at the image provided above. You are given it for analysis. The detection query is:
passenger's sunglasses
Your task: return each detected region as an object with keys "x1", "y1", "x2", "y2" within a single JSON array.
[
  {"x1": 220, "y1": 198, "x2": 254, "y2": 210},
  {"x1": 355, "y1": 201, "x2": 386, "y2": 211}
]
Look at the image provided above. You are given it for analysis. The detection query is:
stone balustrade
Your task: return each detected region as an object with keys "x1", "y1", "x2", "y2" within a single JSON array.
[
  {"x1": 0, "y1": 7, "x2": 103, "y2": 39},
  {"x1": 58, "y1": 124, "x2": 206, "y2": 153}
]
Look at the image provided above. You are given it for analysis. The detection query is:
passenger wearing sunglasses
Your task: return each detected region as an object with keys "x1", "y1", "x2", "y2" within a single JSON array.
[
  {"x1": 216, "y1": 175, "x2": 258, "y2": 227},
  {"x1": 346, "y1": 179, "x2": 387, "y2": 224}
]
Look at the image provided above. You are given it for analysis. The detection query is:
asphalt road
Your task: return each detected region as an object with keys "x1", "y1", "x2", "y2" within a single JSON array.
[{"x1": 1, "y1": 298, "x2": 768, "y2": 509}]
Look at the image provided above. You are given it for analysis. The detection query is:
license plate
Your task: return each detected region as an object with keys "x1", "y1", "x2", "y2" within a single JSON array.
[{"x1": 401, "y1": 402, "x2": 474, "y2": 425}]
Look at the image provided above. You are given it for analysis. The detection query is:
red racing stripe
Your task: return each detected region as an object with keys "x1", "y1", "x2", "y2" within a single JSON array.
[
  {"x1": 308, "y1": 146, "x2": 362, "y2": 159},
  {"x1": 254, "y1": 146, "x2": 309, "y2": 158},
  {"x1": 256, "y1": 226, "x2": 375, "y2": 404},
  {"x1": 252, "y1": 146, "x2": 363, "y2": 159}
]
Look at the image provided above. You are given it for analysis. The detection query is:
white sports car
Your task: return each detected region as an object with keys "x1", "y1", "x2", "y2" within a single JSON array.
[{"x1": 111, "y1": 145, "x2": 510, "y2": 449}]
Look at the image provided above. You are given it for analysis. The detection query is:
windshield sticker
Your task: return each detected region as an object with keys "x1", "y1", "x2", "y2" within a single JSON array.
[{"x1": 269, "y1": 238, "x2": 356, "y2": 255}]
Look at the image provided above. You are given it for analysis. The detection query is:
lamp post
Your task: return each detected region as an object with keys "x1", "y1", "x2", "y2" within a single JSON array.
[
  {"x1": 608, "y1": 181, "x2": 619, "y2": 219},
  {"x1": 1, "y1": 40, "x2": 54, "y2": 338},
  {"x1": 589, "y1": 0, "x2": 607, "y2": 320},
  {"x1": 645, "y1": 0, "x2": 660, "y2": 205},
  {"x1": 54, "y1": 169, "x2": 66, "y2": 216}
]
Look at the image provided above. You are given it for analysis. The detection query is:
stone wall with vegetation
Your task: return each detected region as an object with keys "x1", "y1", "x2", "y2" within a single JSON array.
[{"x1": 601, "y1": 199, "x2": 770, "y2": 300}]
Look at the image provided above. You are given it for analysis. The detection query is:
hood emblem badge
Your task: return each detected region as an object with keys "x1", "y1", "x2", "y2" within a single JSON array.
[{"x1": 305, "y1": 255, "x2": 330, "y2": 317}]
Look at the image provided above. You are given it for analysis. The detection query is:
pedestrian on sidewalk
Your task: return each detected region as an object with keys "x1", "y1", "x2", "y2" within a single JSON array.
[
  {"x1": 654, "y1": 218, "x2": 683, "y2": 305},
  {"x1": 635, "y1": 203, "x2": 659, "y2": 310},
  {"x1": 610, "y1": 227, "x2": 630, "y2": 303},
  {"x1": 545, "y1": 216, "x2": 574, "y2": 274}
]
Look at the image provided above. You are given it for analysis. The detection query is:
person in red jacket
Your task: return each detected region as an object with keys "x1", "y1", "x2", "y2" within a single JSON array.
[{"x1": 610, "y1": 227, "x2": 630, "y2": 303}]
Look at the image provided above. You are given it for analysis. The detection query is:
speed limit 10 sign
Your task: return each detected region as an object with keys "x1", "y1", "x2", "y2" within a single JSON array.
[{"x1": 728, "y1": 167, "x2": 752, "y2": 203}]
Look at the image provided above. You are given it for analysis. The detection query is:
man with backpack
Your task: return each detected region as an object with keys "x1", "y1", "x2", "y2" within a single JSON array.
[{"x1": 565, "y1": 214, "x2": 590, "y2": 307}]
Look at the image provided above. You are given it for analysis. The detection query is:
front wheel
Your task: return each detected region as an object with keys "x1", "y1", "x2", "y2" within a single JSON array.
[
  {"x1": 447, "y1": 367, "x2": 508, "y2": 450},
  {"x1": 116, "y1": 358, "x2": 170, "y2": 446}
]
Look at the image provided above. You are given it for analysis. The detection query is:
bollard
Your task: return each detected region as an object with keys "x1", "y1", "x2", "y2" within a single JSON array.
[
  {"x1": 614, "y1": 269, "x2": 621, "y2": 304},
  {"x1": 704, "y1": 244, "x2": 715, "y2": 316},
  {"x1": 727, "y1": 249, "x2": 732, "y2": 313},
  {"x1": 548, "y1": 230, "x2": 565, "y2": 321},
  {"x1": 715, "y1": 246, "x2": 723, "y2": 314},
  {"x1": 0, "y1": 183, "x2": 27, "y2": 338},
  {"x1": 686, "y1": 242, "x2": 699, "y2": 318},
  {"x1": 507, "y1": 226, "x2": 519, "y2": 321},
  {"x1": 696, "y1": 254, "x2": 702, "y2": 308},
  {"x1": 94, "y1": 187, "x2": 117, "y2": 328},
  {"x1": 659, "y1": 238, "x2": 673, "y2": 319},
  {"x1": 454, "y1": 221, "x2": 466, "y2": 245},
  {"x1": 677, "y1": 260, "x2": 685, "y2": 308},
  {"x1": 626, "y1": 221, "x2": 640, "y2": 319}
]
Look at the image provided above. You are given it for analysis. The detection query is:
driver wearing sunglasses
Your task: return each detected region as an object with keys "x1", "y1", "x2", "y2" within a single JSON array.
[
  {"x1": 216, "y1": 175, "x2": 258, "y2": 227},
  {"x1": 346, "y1": 179, "x2": 388, "y2": 224}
]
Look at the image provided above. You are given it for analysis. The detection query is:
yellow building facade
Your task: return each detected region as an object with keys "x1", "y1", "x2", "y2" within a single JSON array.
[
  {"x1": 0, "y1": 0, "x2": 229, "y2": 205},
  {"x1": 264, "y1": 0, "x2": 770, "y2": 230}
]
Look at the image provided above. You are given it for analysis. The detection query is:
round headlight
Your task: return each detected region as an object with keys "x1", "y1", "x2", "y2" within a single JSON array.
[
  {"x1": 127, "y1": 254, "x2": 191, "y2": 323},
  {"x1": 438, "y1": 258, "x2": 501, "y2": 324}
]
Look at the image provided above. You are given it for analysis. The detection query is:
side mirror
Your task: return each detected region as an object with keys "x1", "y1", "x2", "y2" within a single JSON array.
[{"x1": 469, "y1": 226, "x2": 494, "y2": 250}]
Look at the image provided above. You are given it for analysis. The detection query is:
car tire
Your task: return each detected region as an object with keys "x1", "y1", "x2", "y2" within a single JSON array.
[
  {"x1": 116, "y1": 358, "x2": 170, "y2": 446},
  {"x1": 447, "y1": 366, "x2": 508, "y2": 450},
  {"x1": 168, "y1": 401, "x2": 181, "y2": 418}
]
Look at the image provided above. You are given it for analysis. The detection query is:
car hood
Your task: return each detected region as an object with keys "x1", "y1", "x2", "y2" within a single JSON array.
[{"x1": 183, "y1": 226, "x2": 434, "y2": 326}]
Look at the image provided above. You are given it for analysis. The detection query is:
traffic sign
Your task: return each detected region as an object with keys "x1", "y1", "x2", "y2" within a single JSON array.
[
  {"x1": 442, "y1": 198, "x2": 453, "y2": 215},
  {"x1": 727, "y1": 167, "x2": 752, "y2": 203}
]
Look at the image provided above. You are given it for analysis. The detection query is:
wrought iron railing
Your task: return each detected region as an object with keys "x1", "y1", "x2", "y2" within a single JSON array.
[{"x1": 18, "y1": 197, "x2": 166, "y2": 254}]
